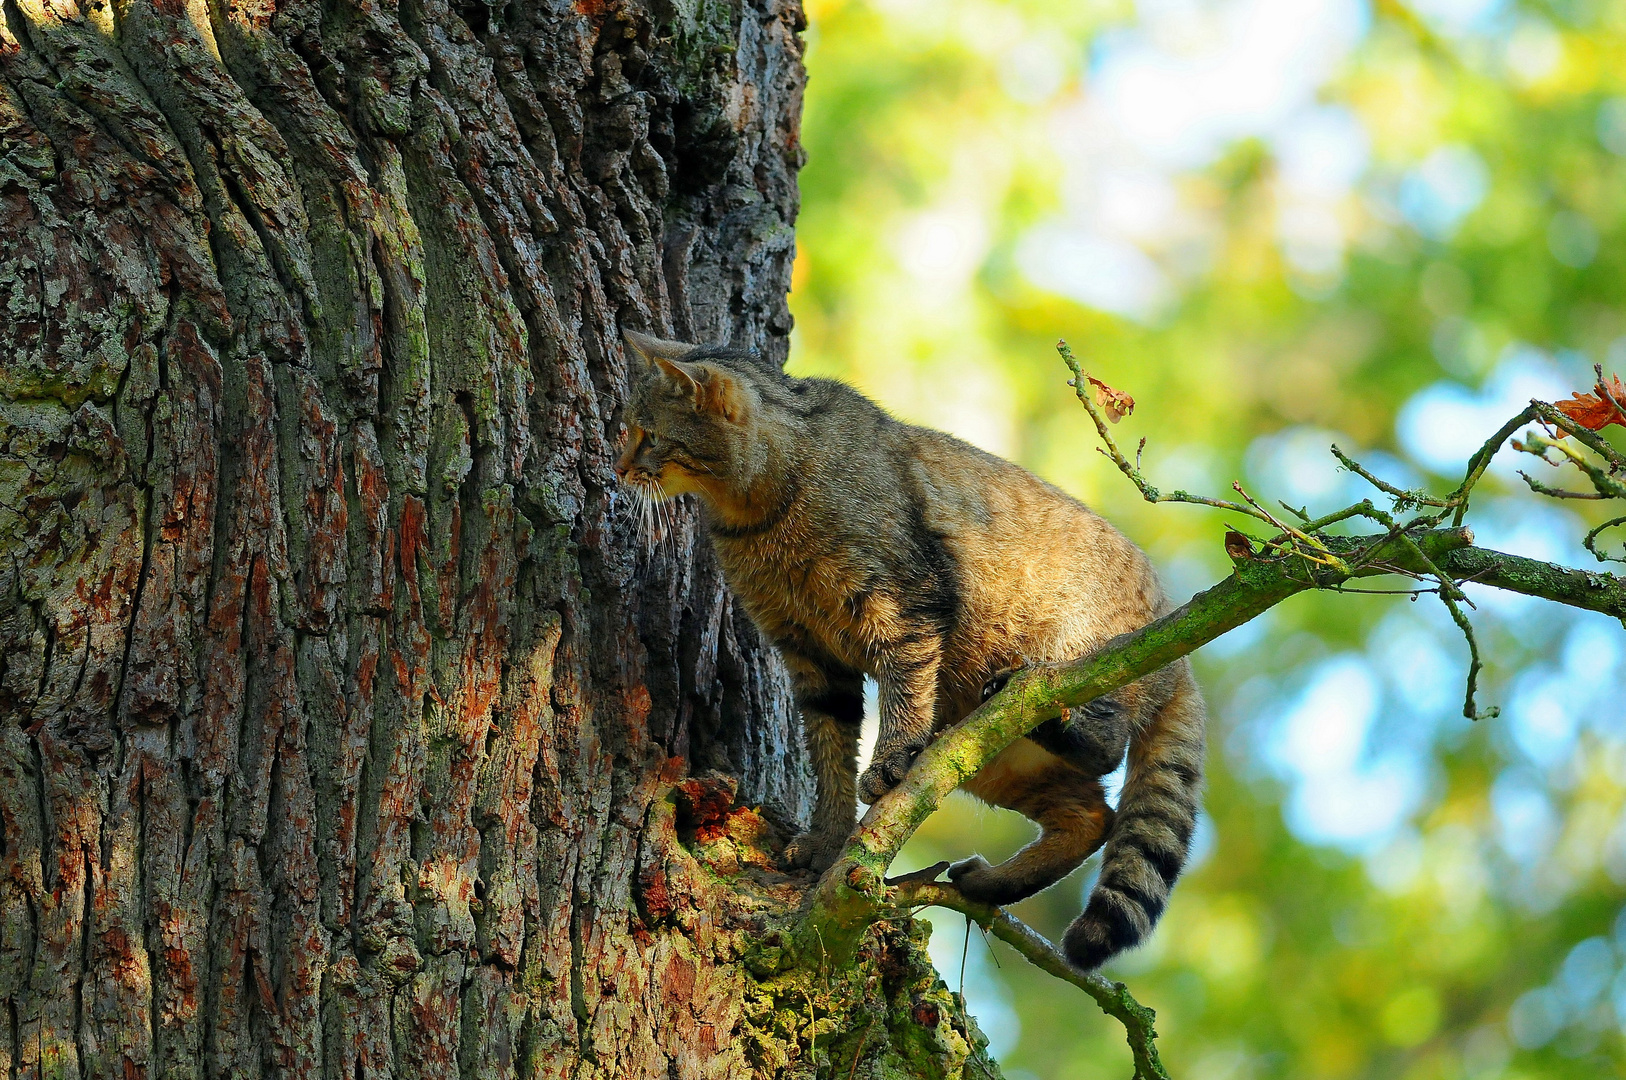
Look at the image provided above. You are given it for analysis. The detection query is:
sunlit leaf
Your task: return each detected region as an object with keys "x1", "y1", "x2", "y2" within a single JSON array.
[{"x1": 1553, "y1": 375, "x2": 1626, "y2": 432}]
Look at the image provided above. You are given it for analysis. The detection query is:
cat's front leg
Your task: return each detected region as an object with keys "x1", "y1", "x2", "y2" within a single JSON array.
[
  {"x1": 859, "y1": 637, "x2": 942, "y2": 804},
  {"x1": 780, "y1": 654, "x2": 864, "y2": 872}
]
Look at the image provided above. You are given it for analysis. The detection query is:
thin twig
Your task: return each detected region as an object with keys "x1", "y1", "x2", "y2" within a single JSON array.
[
  {"x1": 1330, "y1": 585, "x2": 1440, "y2": 596},
  {"x1": 1355, "y1": 559, "x2": 1428, "y2": 581},
  {"x1": 1597, "y1": 363, "x2": 1626, "y2": 440},
  {"x1": 1447, "y1": 405, "x2": 1540, "y2": 526},
  {"x1": 1355, "y1": 503, "x2": 1497, "y2": 719},
  {"x1": 1058, "y1": 340, "x2": 1271, "y2": 525},
  {"x1": 1585, "y1": 516, "x2": 1626, "y2": 564},
  {"x1": 1331, "y1": 444, "x2": 1449, "y2": 509},
  {"x1": 1517, "y1": 472, "x2": 1607, "y2": 500},
  {"x1": 1301, "y1": 500, "x2": 1385, "y2": 534},
  {"x1": 976, "y1": 923, "x2": 1000, "y2": 969},
  {"x1": 1280, "y1": 501, "x2": 1312, "y2": 522},
  {"x1": 895, "y1": 882, "x2": 1171, "y2": 1080}
]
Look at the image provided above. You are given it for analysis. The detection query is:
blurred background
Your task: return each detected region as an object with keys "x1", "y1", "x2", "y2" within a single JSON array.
[{"x1": 783, "y1": 0, "x2": 1626, "y2": 1076}]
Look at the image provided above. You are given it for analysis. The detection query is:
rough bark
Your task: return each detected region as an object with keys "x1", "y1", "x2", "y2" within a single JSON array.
[{"x1": 0, "y1": 1, "x2": 994, "y2": 1076}]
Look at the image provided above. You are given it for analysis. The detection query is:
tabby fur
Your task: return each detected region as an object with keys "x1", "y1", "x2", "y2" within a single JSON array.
[{"x1": 615, "y1": 329, "x2": 1206, "y2": 971}]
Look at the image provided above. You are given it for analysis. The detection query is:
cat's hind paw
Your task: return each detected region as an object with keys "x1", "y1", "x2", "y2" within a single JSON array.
[
  {"x1": 780, "y1": 829, "x2": 848, "y2": 873},
  {"x1": 947, "y1": 854, "x2": 1026, "y2": 905},
  {"x1": 947, "y1": 854, "x2": 992, "y2": 883}
]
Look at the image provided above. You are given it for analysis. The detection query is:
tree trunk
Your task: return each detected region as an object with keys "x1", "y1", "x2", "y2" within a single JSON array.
[{"x1": 0, "y1": 0, "x2": 995, "y2": 1076}]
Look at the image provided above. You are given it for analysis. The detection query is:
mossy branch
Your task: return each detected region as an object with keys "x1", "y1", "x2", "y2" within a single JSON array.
[
  {"x1": 802, "y1": 527, "x2": 1481, "y2": 961},
  {"x1": 1433, "y1": 546, "x2": 1626, "y2": 616}
]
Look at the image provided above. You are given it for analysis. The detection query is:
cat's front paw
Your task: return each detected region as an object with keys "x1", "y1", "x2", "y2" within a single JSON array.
[
  {"x1": 780, "y1": 828, "x2": 848, "y2": 873},
  {"x1": 981, "y1": 664, "x2": 1026, "y2": 702},
  {"x1": 858, "y1": 744, "x2": 921, "y2": 804}
]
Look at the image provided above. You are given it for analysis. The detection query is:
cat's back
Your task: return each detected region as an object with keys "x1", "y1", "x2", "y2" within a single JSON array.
[
  {"x1": 774, "y1": 375, "x2": 918, "y2": 510},
  {"x1": 898, "y1": 425, "x2": 1121, "y2": 558},
  {"x1": 897, "y1": 424, "x2": 1167, "y2": 663},
  {"x1": 779, "y1": 380, "x2": 1151, "y2": 592}
]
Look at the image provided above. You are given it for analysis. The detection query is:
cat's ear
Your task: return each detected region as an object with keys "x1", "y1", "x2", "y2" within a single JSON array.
[
  {"x1": 654, "y1": 358, "x2": 746, "y2": 422},
  {"x1": 691, "y1": 365, "x2": 747, "y2": 422},
  {"x1": 622, "y1": 328, "x2": 695, "y2": 366},
  {"x1": 627, "y1": 328, "x2": 745, "y2": 421}
]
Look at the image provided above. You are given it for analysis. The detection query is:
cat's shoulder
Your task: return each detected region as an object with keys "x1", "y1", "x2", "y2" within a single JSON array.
[{"x1": 778, "y1": 373, "x2": 890, "y2": 419}]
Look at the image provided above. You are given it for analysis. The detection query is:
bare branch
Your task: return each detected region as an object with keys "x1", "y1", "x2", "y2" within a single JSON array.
[
  {"x1": 1584, "y1": 516, "x2": 1626, "y2": 564},
  {"x1": 1348, "y1": 502, "x2": 1496, "y2": 719},
  {"x1": 1517, "y1": 471, "x2": 1608, "y2": 500},
  {"x1": 1057, "y1": 341, "x2": 1271, "y2": 525},
  {"x1": 1447, "y1": 405, "x2": 1540, "y2": 526},
  {"x1": 1596, "y1": 363, "x2": 1626, "y2": 433}
]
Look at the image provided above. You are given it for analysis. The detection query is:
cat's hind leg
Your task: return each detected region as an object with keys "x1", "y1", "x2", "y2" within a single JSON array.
[
  {"x1": 780, "y1": 653, "x2": 865, "y2": 872},
  {"x1": 982, "y1": 668, "x2": 1131, "y2": 778},
  {"x1": 953, "y1": 743, "x2": 1113, "y2": 905},
  {"x1": 1029, "y1": 698, "x2": 1131, "y2": 777}
]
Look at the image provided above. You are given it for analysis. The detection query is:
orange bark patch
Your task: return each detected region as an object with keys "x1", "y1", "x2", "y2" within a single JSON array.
[{"x1": 674, "y1": 772, "x2": 738, "y2": 841}]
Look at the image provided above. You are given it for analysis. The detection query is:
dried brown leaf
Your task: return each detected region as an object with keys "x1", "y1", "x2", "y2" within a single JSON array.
[
  {"x1": 1224, "y1": 530, "x2": 1255, "y2": 562},
  {"x1": 1087, "y1": 376, "x2": 1135, "y2": 423}
]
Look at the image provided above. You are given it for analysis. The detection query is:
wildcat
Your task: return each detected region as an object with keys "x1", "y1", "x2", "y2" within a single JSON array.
[{"x1": 615, "y1": 329, "x2": 1206, "y2": 971}]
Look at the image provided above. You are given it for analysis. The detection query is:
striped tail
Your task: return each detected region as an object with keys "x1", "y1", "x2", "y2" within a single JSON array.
[{"x1": 1062, "y1": 664, "x2": 1206, "y2": 971}]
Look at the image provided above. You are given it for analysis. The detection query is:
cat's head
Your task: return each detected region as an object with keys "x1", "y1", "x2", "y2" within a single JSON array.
[{"x1": 616, "y1": 330, "x2": 769, "y2": 505}]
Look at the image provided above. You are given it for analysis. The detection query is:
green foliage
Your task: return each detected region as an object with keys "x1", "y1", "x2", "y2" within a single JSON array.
[{"x1": 790, "y1": 0, "x2": 1626, "y2": 1076}]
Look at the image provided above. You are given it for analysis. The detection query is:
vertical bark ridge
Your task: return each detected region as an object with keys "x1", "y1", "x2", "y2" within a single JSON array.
[{"x1": 1, "y1": 0, "x2": 850, "y2": 1077}]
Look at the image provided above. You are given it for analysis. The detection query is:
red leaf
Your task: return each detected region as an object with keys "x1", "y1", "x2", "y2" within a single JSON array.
[
  {"x1": 1086, "y1": 376, "x2": 1135, "y2": 423},
  {"x1": 1554, "y1": 374, "x2": 1626, "y2": 432}
]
